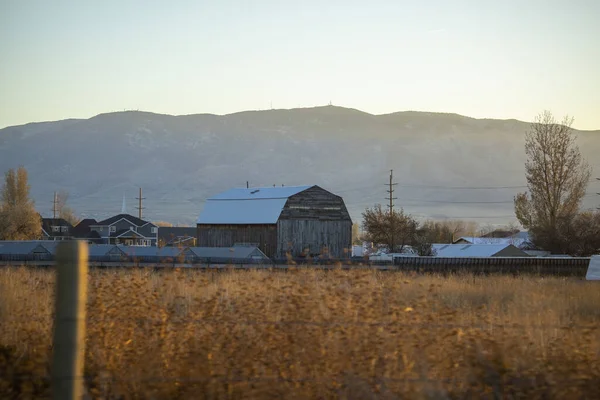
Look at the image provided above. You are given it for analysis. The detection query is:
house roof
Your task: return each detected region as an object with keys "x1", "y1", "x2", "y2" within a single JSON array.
[
  {"x1": 41, "y1": 218, "x2": 73, "y2": 236},
  {"x1": 71, "y1": 218, "x2": 97, "y2": 237},
  {"x1": 95, "y1": 213, "x2": 150, "y2": 227},
  {"x1": 197, "y1": 185, "x2": 313, "y2": 224},
  {"x1": 432, "y1": 243, "x2": 528, "y2": 257},
  {"x1": 112, "y1": 229, "x2": 147, "y2": 239},
  {"x1": 185, "y1": 246, "x2": 268, "y2": 259}
]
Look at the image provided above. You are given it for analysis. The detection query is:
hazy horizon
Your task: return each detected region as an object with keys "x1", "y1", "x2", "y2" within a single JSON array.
[{"x1": 1, "y1": 0, "x2": 599, "y2": 130}]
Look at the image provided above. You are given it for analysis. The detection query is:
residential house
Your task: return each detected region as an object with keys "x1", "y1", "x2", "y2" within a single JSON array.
[
  {"x1": 89, "y1": 214, "x2": 159, "y2": 246},
  {"x1": 40, "y1": 218, "x2": 73, "y2": 240},
  {"x1": 71, "y1": 218, "x2": 103, "y2": 244}
]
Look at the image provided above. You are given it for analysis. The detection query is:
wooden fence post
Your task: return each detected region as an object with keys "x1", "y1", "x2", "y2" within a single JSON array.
[{"x1": 52, "y1": 241, "x2": 88, "y2": 400}]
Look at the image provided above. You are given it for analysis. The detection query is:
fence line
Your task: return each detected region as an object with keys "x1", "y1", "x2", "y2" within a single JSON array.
[{"x1": 8, "y1": 315, "x2": 598, "y2": 330}]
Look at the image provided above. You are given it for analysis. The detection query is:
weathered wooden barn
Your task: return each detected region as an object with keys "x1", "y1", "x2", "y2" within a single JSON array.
[{"x1": 196, "y1": 185, "x2": 352, "y2": 258}]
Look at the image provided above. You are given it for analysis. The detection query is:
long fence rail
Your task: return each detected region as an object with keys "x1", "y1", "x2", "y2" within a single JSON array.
[{"x1": 0, "y1": 254, "x2": 592, "y2": 277}]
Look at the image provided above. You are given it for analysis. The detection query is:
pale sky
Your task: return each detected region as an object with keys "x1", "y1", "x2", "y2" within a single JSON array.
[{"x1": 1, "y1": 0, "x2": 599, "y2": 130}]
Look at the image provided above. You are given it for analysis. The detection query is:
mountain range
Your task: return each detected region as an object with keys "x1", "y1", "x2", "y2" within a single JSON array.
[{"x1": 1, "y1": 106, "x2": 598, "y2": 226}]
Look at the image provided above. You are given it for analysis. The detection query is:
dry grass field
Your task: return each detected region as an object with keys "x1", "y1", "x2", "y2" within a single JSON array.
[{"x1": 1, "y1": 266, "x2": 599, "y2": 399}]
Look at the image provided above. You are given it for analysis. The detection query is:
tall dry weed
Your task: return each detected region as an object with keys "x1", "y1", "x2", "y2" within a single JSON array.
[{"x1": 0, "y1": 267, "x2": 598, "y2": 399}]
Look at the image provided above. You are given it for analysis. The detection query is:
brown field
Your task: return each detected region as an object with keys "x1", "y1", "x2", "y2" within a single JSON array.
[{"x1": 1, "y1": 267, "x2": 599, "y2": 399}]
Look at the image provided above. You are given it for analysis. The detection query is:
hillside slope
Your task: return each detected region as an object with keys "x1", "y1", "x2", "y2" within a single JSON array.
[{"x1": 1, "y1": 106, "x2": 598, "y2": 225}]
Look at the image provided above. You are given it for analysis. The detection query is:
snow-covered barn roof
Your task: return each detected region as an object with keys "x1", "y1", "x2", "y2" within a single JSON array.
[{"x1": 197, "y1": 185, "x2": 314, "y2": 224}]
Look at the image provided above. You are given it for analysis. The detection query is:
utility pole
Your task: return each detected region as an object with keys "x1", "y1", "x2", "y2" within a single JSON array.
[
  {"x1": 246, "y1": 181, "x2": 249, "y2": 189},
  {"x1": 385, "y1": 169, "x2": 398, "y2": 253},
  {"x1": 135, "y1": 188, "x2": 145, "y2": 220},
  {"x1": 53, "y1": 191, "x2": 58, "y2": 219},
  {"x1": 386, "y1": 169, "x2": 398, "y2": 211},
  {"x1": 596, "y1": 178, "x2": 600, "y2": 210}
]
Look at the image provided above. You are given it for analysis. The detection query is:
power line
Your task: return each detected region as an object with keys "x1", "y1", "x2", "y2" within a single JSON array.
[
  {"x1": 394, "y1": 184, "x2": 527, "y2": 189},
  {"x1": 399, "y1": 199, "x2": 514, "y2": 204}
]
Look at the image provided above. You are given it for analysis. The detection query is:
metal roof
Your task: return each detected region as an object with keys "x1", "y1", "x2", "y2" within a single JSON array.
[
  {"x1": 116, "y1": 246, "x2": 184, "y2": 257},
  {"x1": 198, "y1": 198, "x2": 289, "y2": 224},
  {"x1": 88, "y1": 244, "x2": 124, "y2": 257},
  {"x1": 0, "y1": 241, "x2": 52, "y2": 255},
  {"x1": 197, "y1": 185, "x2": 316, "y2": 224},
  {"x1": 186, "y1": 246, "x2": 268, "y2": 259},
  {"x1": 586, "y1": 255, "x2": 600, "y2": 280},
  {"x1": 432, "y1": 243, "x2": 527, "y2": 257}
]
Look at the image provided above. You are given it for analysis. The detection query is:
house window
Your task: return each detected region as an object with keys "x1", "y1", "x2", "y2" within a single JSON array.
[
  {"x1": 151, "y1": 227, "x2": 158, "y2": 234},
  {"x1": 110, "y1": 226, "x2": 116, "y2": 233},
  {"x1": 52, "y1": 226, "x2": 60, "y2": 232}
]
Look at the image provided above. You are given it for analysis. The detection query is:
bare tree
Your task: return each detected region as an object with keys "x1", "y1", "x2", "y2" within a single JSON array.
[
  {"x1": 565, "y1": 211, "x2": 600, "y2": 256},
  {"x1": 351, "y1": 223, "x2": 361, "y2": 245},
  {"x1": 0, "y1": 167, "x2": 42, "y2": 240},
  {"x1": 514, "y1": 111, "x2": 591, "y2": 253},
  {"x1": 55, "y1": 190, "x2": 80, "y2": 226},
  {"x1": 362, "y1": 205, "x2": 417, "y2": 253}
]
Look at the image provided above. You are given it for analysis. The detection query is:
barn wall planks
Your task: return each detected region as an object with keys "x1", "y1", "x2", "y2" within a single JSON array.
[
  {"x1": 197, "y1": 224, "x2": 278, "y2": 258},
  {"x1": 276, "y1": 220, "x2": 352, "y2": 258}
]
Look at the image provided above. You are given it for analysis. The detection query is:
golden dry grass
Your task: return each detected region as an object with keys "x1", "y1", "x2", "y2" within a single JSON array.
[{"x1": 1, "y1": 266, "x2": 599, "y2": 399}]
